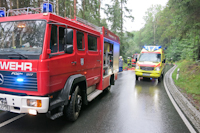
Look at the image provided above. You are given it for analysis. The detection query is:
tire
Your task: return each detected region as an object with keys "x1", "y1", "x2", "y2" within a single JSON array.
[
  {"x1": 158, "y1": 75, "x2": 162, "y2": 82},
  {"x1": 104, "y1": 85, "x2": 111, "y2": 92},
  {"x1": 136, "y1": 75, "x2": 139, "y2": 80},
  {"x1": 64, "y1": 86, "x2": 82, "y2": 122}
]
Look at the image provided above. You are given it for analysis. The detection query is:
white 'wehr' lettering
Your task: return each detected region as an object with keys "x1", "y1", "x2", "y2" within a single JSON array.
[{"x1": 0, "y1": 61, "x2": 33, "y2": 71}]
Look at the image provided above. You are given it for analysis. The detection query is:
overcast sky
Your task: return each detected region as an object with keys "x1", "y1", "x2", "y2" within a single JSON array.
[{"x1": 101, "y1": 0, "x2": 169, "y2": 32}]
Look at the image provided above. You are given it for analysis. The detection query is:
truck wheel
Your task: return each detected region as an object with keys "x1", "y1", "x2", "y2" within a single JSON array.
[
  {"x1": 105, "y1": 85, "x2": 111, "y2": 92},
  {"x1": 158, "y1": 76, "x2": 162, "y2": 82},
  {"x1": 136, "y1": 75, "x2": 139, "y2": 80},
  {"x1": 64, "y1": 86, "x2": 82, "y2": 122}
]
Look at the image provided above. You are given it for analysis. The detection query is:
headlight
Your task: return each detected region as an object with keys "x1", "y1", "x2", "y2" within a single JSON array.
[
  {"x1": 155, "y1": 66, "x2": 160, "y2": 71},
  {"x1": 135, "y1": 64, "x2": 139, "y2": 69},
  {"x1": 27, "y1": 99, "x2": 42, "y2": 107}
]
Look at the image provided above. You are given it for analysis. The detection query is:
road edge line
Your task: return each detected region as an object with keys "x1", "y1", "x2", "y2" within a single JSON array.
[
  {"x1": 163, "y1": 65, "x2": 196, "y2": 133},
  {"x1": 0, "y1": 114, "x2": 26, "y2": 128}
]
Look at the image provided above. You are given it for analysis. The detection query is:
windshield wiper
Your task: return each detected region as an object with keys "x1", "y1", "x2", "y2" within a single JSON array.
[
  {"x1": 0, "y1": 49, "x2": 28, "y2": 59},
  {"x1": 8, "y1": 53, "x2": 28, "y2": 59}
]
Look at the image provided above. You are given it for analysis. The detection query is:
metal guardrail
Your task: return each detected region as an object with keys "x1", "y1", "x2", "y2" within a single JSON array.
[{"x1": 164, "y1": 65, "x2": 200, "y2": 132}]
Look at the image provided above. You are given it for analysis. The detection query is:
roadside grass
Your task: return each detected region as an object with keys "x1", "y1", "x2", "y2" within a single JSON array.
[
  {"x1": 172, "y1": 60, "x2": 200, "y2": 106},
  {"x1": 123, "y1": 63, "x2": 132, "y2": 69}
]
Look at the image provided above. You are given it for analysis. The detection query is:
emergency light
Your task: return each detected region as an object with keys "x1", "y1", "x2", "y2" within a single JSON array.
[
  {"x1": 154, "y1": 46, "x2": 162, "y2": 51},
  {"x1": 143, "y1": 46, "x2": 149, "y2": 51},
  {"x1": 0, "y1": 10, "x2": 5, "y2": 17},
  {"x1": 42, "y1": 3, "x2": 53, "y2": 13},
  {"x1": 143, "y1": 46, "x2": 162, "y2": 51},
  {"x1": 17, "y1": 78, "x2": 24, "y2": 82}
]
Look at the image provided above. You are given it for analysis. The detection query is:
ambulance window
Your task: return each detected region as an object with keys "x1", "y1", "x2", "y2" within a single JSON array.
[
  {"x1": 88, "y1": 35, "x2": 97, "y2": 51},
  {"x1": 59, "y1": 27, "x2": 65, "y2": 51},
  {"x1": 50, "y1": 25, "x2": 58, "y2": 53},
  {"x1": 77, "y1": 32, "x2": 85, "y2": 50}
]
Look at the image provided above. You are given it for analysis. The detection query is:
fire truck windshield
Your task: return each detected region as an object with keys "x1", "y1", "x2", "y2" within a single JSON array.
[
  {"x1": 0, "y1": 20, "x2": 46, "y2": 58},
  {"x1": 139, "y1": 53, "x2": 161, "y2": 63}
]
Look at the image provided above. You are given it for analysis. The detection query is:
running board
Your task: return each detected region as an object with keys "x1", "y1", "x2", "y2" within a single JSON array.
[{"x1": 87, "y1": 90, "x2": 103, "y2": 102}]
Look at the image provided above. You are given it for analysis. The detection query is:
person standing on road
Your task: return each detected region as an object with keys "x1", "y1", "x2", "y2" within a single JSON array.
[
  {"x1": 127, "y1": 57, "x2": 131, "y2": 67},
  {"x1": 119, "y1": 56, "x2": 123, "y2": 72}
]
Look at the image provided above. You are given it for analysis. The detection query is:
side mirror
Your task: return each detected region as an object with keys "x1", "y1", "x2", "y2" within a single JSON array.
[
  {"x1": 64, "y1": 28, "x2": 73, "y2": 54},
  {"x1": 64, "y1": 45, "x2": 73, "y2": 54}
]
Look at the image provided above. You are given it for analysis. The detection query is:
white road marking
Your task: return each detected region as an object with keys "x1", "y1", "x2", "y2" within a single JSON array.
[
  {"x1": 164, "y1": 66, "x2": 196, "y2": 133},
  {"x1": 0, "y1": 114, "x2": 26, "y2": 128}
]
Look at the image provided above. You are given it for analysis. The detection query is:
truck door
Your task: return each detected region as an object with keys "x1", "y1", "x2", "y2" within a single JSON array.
[
  {"x1": 76, "y1": 31, "x2": 87, "y2": 76},
  {"x1": 85, "y1": 34, "x2": 101, "y2": 87},
  {"x1": 48, "y1": 25, "x2": 77, "y2": 92}
]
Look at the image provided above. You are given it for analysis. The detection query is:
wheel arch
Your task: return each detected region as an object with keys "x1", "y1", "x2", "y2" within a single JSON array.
[{"x1": 60, "y1": 74, "x2": 88, "y2": 106}]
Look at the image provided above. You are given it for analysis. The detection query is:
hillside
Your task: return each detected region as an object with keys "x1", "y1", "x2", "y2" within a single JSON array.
[{"x1": 172, "y1": 60, "x2": 200, "y2": 110}]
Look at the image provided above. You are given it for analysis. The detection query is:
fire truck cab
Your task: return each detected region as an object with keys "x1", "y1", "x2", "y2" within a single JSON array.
[
  {"x1": 131, "y1": 53, "x2": 139, "y2": 67},
  {"x1": 0, "y1": 2, "x2": 120, "y2": 121},
  {"x1": 135, "y1": 46, "x2": 165, "y2": 82}
]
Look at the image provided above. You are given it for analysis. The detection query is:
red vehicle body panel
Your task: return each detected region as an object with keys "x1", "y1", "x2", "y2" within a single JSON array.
[
  {"x1": 132, "y1": 54, "x2": 139, "y2": 66},
  {"x1": 0, "y1": 13, "x2": 120, "y2": 97}
]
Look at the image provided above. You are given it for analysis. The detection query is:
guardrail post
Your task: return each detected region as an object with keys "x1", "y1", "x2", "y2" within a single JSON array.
[{"x1": 176, "y1": 68, "x2": 180, "y2": 80}]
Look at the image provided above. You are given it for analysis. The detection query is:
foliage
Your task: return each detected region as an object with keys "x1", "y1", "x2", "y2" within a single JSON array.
[
  {"x1": 172, "y1": 60, "x2": 200, "y2": 108},
  {"x1": 128, "y1": 0, "x2": 200, "y2": 62}
]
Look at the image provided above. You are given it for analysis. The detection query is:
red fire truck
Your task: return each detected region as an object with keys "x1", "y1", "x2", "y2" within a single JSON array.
[
  {"x1": 0, "y1": 2, "x2": 120, "y2": 121},
  {"x1": 131, "y1": 53, "x2": 139, "y2": 67}
]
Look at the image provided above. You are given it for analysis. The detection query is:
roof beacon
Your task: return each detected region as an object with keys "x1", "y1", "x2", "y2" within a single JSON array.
[
  {"x1": 143, "y1": 46, "x2": 162, "y2": 51},
  {"x1": 0, "y1": 7, "x2": 6, "y2": 17},
  {"x1": 42, "y1": 3, "x2": 52, "y2": 13}
]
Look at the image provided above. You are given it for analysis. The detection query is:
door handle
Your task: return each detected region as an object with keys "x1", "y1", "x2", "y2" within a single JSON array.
[
  {"x1": 97, "y1": 60, "x2": 101, "y2": 62},
  {"x1": 71, "y1": 61, "x2": 77, "y2": 65}
]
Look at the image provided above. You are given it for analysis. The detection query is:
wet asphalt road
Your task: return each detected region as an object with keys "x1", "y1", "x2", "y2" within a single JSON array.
[{"x1": 0, "y1": 65, "x2": 190, "y2": 133}]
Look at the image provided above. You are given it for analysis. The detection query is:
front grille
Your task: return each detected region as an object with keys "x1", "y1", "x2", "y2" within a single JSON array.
[
  {"x1": 0, "y1": 71, "x2": 37, "y2": 91},
  {"x1": 140, "y1": 66, "x2": 154, "y2": 71}
]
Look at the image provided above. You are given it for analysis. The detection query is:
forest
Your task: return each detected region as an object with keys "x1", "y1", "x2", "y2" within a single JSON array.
[
  {"x1": 131, "y1": 0, "x2": 200, "y2": 62},
  {"x1": 0, "y1": 0, "x2": 200, "y2": 62}
]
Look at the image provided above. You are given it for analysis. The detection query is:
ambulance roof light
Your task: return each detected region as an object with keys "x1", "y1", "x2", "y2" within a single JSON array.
[
  {"x1": 143, "y1": 46, "x2": 149, "y2": 51},
  {"x1": 154, "y1": 46, "x2": 162, "y2": 51},
  {"x1": 143, "y1": 46, "x2": 162, "y2": 51}
]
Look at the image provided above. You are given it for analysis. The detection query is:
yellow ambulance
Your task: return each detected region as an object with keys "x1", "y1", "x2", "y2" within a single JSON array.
[{"x1": 135, "y1": 46, "x2": 165, "y2": 82}]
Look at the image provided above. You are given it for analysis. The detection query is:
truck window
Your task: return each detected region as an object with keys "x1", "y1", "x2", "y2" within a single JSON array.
[
  {"x1": 88, "y1": 35, "x2": 97, "y2": 51},
  {"x1": 0, "y1": 20, "x2": 46, "y2": 59},
  {"x1": 59, "y1": 27, "x2": 65, "y2": 51},
  {"x1": 77, "y1": 32, "x2": 85, "y2": 50},
  {"x1": 50, "y1": 25, "x2": 58, "y2": 53}
]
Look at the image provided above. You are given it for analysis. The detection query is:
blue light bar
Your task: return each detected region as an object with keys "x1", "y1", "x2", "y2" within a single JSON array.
[
  {"x1": 143, "y1": 46, "x2": 149, "y2": 51},
  {"x1": 0, "y1": 10, "x2": 5, "y2": 17},
  {"x1": 154, "y1": 46, "x2": 162, "y2": 51},
  {"x1": 43, "y1": 3, "x2": 52, "y2": 13},
  {"x1": 17, "y1": 78, "x2": 24, "y2": 82}
]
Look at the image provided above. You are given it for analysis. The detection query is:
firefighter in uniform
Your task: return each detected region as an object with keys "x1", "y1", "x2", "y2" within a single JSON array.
[
  {"x1": 119, "y1": 56, "x2": 123, "y2": 72},
  {"x1": 127, "y1": 57, "x2": 131, "y2": 67}
]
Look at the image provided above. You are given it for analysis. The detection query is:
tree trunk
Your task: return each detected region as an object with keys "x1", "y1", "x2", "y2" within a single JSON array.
[
  {"x1": 74, "y1": 0, "x2": 76, "y2": 19},
  {"x1": 98, "y1": 0, "x2": 101, "y2": 26},
  {"x1": 121, "y1": 0, "x2": 123, "y2": 45},
  {"x1": 56, "y1": 0, "x2": 59, "y2": 15},
  {"x1": 154, "y1": 22, "x2": 156, "y2": 45},
  {"x1": 17, "y1": 0, "x2": 19, "y2": 9},
  {"x1": 64, "y1": 0, "x2": 66, "y2": 17},
  {"x1": 82, "y1": 0, "x2": 85, "y2": 19}
]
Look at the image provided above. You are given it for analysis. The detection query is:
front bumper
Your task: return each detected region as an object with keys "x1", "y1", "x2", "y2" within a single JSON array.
[
  {"x1": 135, "y1": 69, "x2": 161, "y2": 78},
  {"x1": 0, "y1": 93, "x2": 49, "y2": 114}
]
